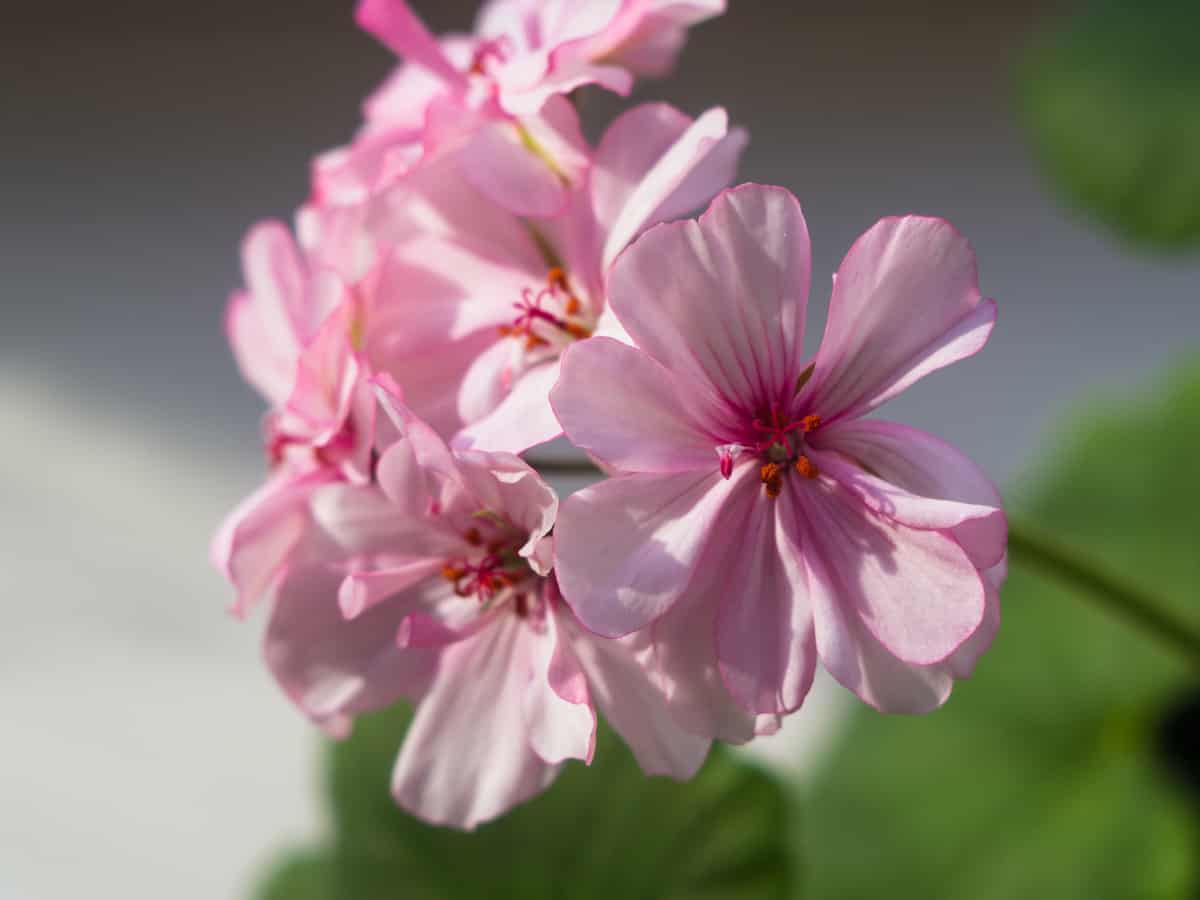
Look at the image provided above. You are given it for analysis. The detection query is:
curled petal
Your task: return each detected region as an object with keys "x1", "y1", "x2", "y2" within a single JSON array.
[{"x1": 800, "y1": 216, "x2": 996, "y2": 422}]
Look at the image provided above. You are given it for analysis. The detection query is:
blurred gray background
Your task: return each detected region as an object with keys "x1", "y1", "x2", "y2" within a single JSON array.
[{"x1": 2, "y1": 1, "x2": 1198, "y2": 897}]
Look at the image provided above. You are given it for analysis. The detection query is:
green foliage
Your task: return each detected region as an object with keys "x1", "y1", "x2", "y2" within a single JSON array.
[
  {"x1": 1021, "y1": 0, "x2": 1200, "y2": 249},
  {"x1": 255, "y1": 705, "x2": 797, "y2": 899},
  {"x1": 801, "y1": 363, "x2": 1200, "y2": 898}
]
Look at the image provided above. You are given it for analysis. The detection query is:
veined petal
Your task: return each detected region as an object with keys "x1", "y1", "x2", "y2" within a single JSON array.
[
  {"x1": 800, "y1": 216, "x2": 996, "y2": 421},
  {"x1": 551, "y1": 337, "x2": 720, "y2": 473},
  {"x1": 310, "y1": 483, "x2": 458, "y2": 559},
  {"x1": 600, "y1": 106, "x2": 747, "y2": 271},
  {"x1": 338, "y1": 559, "x2": 445, "y2": 620},
  {"x1": 813, "y1": 450, "x2": 1007, "y2": 570},
  {"x1": 607, "y1": 185, "x2": 810, "y2": 423},
  {"x1": 392, "y1": 616, "x2": 561, "y2": 830},
  {"x1": 793, "y1": 477, "x2": 986, "y2": 669},
  {"x1": 556, "y1": 466, "x2": 753, "y2": 638},
  {"x1": 565, "y1": 611, "x2": 710, "y2": 778},
  {"x1": 459, "y1": 120, "x2": 572, "y2": 219},
  {"x1": 815, "y1": 418, "x2": 1007, "y2": 571},
  {"x1": 714, "y1": 493, "x2": 817, "y2": 715}
]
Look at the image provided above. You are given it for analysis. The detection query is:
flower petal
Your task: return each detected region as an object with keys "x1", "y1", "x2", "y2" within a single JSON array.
[
  {"x1": 212, "y1": 468, "x2": 337, "y2": 618},
  {"x1": 355, "y1": 0, "x2": 466, "y2": 88},
  {"x1": 813, "y1": 449, "x2": 1006, "y2": 571},
  {"x1": 715, "y1": 494, "x2": 817, "y2": 715},
  {"x1": 338, "y1": 559, "x2": 445, "y2": 619},
  {"x1": 555, "y1": 467, "x2": 751, "y2": 638},
  {"x1": 451, "y1": 359, "x2": 564, "y2": 454},
  {"x1": 392, "y1": 616, "x2": 561, "y2": 830},
  {"x1": 650, "y1": 572, "x2": 759, "y2": 744},
  {"x1": 264, "y1": 563, "x2": 438, "y2": 725},
  {"x1": 551, "y1": 336, "x2": 720, "y2": 473},
  {"x1": 524, "y1": 604, "x2": 596, "y2": 766},
  {"x1": 607, "y1": 184, "x2": 810, "y2": 424},
  {"x1": 793, "y1": 477, "x2": 986, "y2": 668},
  {"x1": 459, "y1": 120, "x2": 572, "y2": 219},
  {"x1": 567, "y1": 614, "x2": 711, "y2": 778},
  {"x1": 801, "y1": 216, "x2": 996, "y2": 421},
  {"x1": 815, "y1": 418, "x2": 1008, "y2": 570},
  {"x1": 594, "y1": 104, "x2": 747, "y2": 270}
]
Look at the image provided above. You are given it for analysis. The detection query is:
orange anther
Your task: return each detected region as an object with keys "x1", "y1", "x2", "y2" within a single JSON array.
[
  {"x1": 441, "y1": 565, "x2": 465, "y2": 582},
  {"x1": 801, "y1": 414, "x2": 822, "y2": 433},
  {"x1": 547, "y1": 267, "x2": 568, "y2": 291},
  {"x1": 565, "y1": 295, "x2": 581, "y2": 315},
  {"x1": 564, "y1": 322, "x2": 593, "y2": 340},
  {"x1": 760, "y1": 462, "x2": 783, "y2": 499},
  {"x1": 795, "y1": 455, "x2": 819, "y2": 479}
]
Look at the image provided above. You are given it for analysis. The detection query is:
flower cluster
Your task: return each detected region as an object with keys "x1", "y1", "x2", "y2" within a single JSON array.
[{"x1": 214, "y1": 0, "x2": 1006, "y2": 830}]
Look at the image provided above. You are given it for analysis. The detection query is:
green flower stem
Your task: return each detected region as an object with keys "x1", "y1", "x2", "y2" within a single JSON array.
[
  {"x1": 1008, "y1": 520, "x2": 1200, "y2": 666},
  {"x1": 531, "y1": 458, "x2": 1200, "y2": 666}
]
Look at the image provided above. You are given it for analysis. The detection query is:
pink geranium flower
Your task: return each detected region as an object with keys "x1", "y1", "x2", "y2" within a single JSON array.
[
  {"x1": 365, "y1": 101, "x2": 746, "y2": 451},
  {"x1": 551, "y1": 185, "x2": 1007, "y2": 740},
  {"x1": 316, "y1": 0, "x2": 724, "y2": 215},
  {"x1": 213, "y1": 222, "x2": 379, "y2": 616},
  {"x1": 264, "y1": 382, "x2": 709, "y2": 829}
]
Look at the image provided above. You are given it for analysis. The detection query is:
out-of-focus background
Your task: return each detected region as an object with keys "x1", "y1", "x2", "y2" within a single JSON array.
[{"x1": 3, "y1": 1, "x2": 1198, "y2": 898}]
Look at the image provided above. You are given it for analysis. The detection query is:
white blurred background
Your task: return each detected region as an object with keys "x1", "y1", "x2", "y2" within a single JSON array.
[{"x1": 3, "y1": 2, "x2": 1199, "y2": 897}]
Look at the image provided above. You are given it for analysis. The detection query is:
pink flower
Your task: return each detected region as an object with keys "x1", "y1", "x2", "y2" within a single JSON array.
[
  {"x1": 213, "y1": 222, "x2": 380, "y2": 616},
  {"x1": 550, "y1": 185, "x2": 1007, "y2": 739},
  {"x1": 366, "y1": 102, "x2": 746, "y2": 451},
  {"x1": 266, "y1": 383, "x2": 709, "y2": 829},
  {"x1": 316, "y1": 0, "x2": 724, "y2": 215}
]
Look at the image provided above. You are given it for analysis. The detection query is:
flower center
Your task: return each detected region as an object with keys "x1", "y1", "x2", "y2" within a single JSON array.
[
  {"x1": 468, "y1": 36, "x2": 514, "y2": 76},
  {"x1": 498, "y1": 267, "x2": 594, "y2": 355},
  {"x1": 440, "y1": 526, "x2": 543, "y2": 619},
  {"x1": 716, "y1": 405, "x2": 822, "y2": 497}
]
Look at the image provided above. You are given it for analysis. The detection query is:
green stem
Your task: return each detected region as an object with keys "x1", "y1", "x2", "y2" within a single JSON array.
[
  {"x1": 1008, "y1": 520, "x2": 1200, "y2": 665},
  {"x1": 532, "y1": 459, "x2": 1200, "y2": 665}
]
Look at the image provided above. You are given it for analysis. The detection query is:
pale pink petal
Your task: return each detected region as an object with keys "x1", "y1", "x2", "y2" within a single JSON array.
[
  {"x1": 650, "y1": 575, "x2": 759, "y2": 744},
  {"x1": 561, "y1": 602, "x2": 710, "y2": 777},
  {"x1": 551, "y1": 336, "x2": 720, "y2": 473},
  {"x1": 555, "y1": 466, "x2": 753, "y2": 638},
  {"x1": 942, "y1": 556, "x2": 1005, "y2": 680},
  {"x1": 338, "y1": 559, "x2": 445, "y2": 619},
  {"x1": 600, "y1": 107, "x2": 747, "y2": 270},
  {"x1": 600, "y1": 1, "x2": 726, "y2": 76},
  {"x1": 814, "y1": 418, "x2": 1008, "y2": 570},
  {"x1": 792, "y1": 477, "x2": 986, "y2": 669},
  {"x1": 774, "y1": 501, "x2": 955, "y2": 714},
  {"x1": 225, "y1": 291, "x2": 294, "y2": 407},
  {"x1": 714, "y1": 496, "x2": 817, "y2": 715},
  {"x1": 264, "y1": 563, "x2": 438, "y2": 724},
  {"x1": 212, "y1": 468, "x2": 337, "y2": 618},
  {"x1": 457, "y1": 337, "x2": 519, "y2": 426},
  {"x1": 524, "y1": 604, "x2": 596, "y2": 766},
  {"x1": 458, "y1": 119, "x2": 573, "y2": 219},
  {"x1": 497, "y1": 63, "x2": 634, "y2": 117},
  {"x1": 240, "y1": 221, "x2": 306, "y2": 353},
  {"x1": 310, "y1": 483, "x2": 458, "y2": 560},
  {"x1": 355, "y1": 0, "x2": 467, "y2": 88},
  {"x1": 606, "y1": 185, "x2": 810, "y2": 424},
  {"x1": 451, "y1": 360, "x2": 564, "y2": 454},
  {"x1": 813, "y1": 450, "x2": 1007, "y2": 571},
  {"x1": 392, "y1": 616, "x2": 561, "y2": 830},
  {"x1": 800, "y1": 216, "x2": 997, "y2": 421}
]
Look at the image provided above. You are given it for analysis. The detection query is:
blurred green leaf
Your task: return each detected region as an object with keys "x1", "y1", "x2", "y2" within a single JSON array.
[
  {"x1": 259, "y1": 705, "x2": 796, "y2": 899},
  {"x1": 1021, "y1": 0, "x2": 1200, "y2": 249},
  {"x1": 802, "y1": 362, "x2": 1200, "y2": 898},
  {"x1": 254, "y1": 849, "x2": 334, "y2": 900}
]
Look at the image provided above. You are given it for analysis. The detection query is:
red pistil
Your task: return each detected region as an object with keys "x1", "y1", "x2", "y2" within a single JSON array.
[
  {"x1": 497, "y1": 269, "x2": 592, "y2": 346},
  {"x1": 751, "y1": 403, "x2": 805, "y2": 452},
  {"x1": 441, "y1": 553, "x2": 516, "y2": 602}
]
